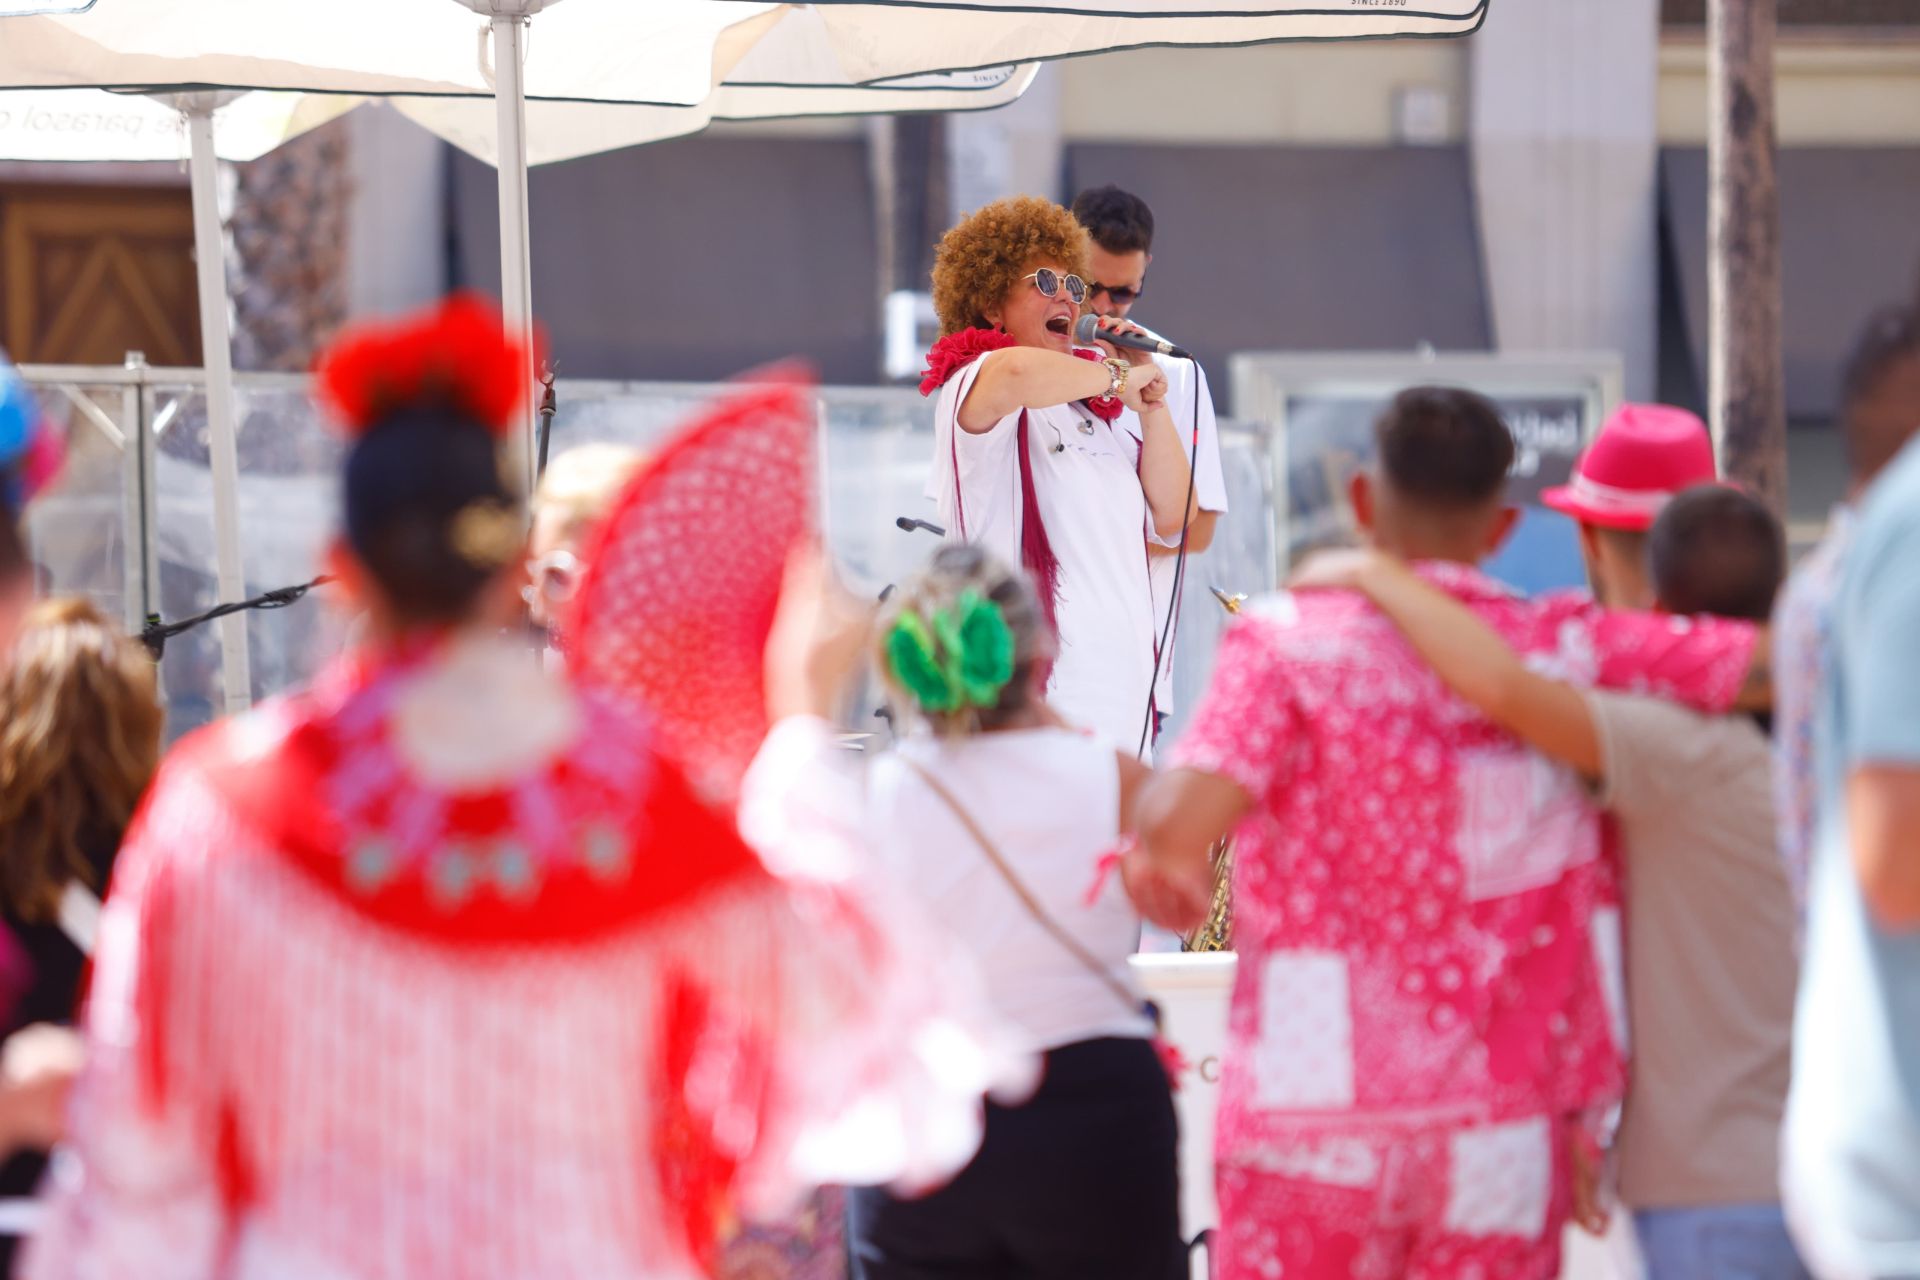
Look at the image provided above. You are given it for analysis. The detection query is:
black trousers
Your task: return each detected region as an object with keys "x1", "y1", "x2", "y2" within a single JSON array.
[{"x1": 847, "y1": 1035, "x2": 1183, "y2": 1280}]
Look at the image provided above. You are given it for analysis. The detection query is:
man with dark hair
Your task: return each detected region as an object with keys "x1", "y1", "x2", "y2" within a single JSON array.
[
  {"x1": 1300, "y1": 484, "x2": 1806, "y2": 1280},
  {"x1": 1648, "y1": 485, "x2": 1786, "y2": 623},
  {"x1": 1070, "y1": 183, "x2": 1226, "y2": 739},
  {"x1": 1131, "y1": 388, "x2": 1768, "y2": 1280},
  {"x1": 1070, "y1": 184, "x2": 1154, "y2": 266},
  {"x1": 1773, "y1": 304, "x2": 1920, "y2": 918}
]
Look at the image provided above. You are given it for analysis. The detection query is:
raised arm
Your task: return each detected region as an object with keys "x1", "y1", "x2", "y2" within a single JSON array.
[
  {"x1": 1296, "y1": 551, "x2": 1603, "y2": 777},
  {"x1": 956, "y1": 347, "x2": 1121, "y2": 433}
]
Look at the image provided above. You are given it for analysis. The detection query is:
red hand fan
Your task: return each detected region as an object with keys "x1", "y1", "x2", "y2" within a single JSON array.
[{"x1": 566, "y1": 367, "x2": 818, "y2": 807}]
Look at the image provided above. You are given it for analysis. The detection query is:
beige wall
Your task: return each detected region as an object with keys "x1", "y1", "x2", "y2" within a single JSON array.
[
  {"x1": 1058, "y1": 41, "x2": 1467, "y2": 145},
  {"x1": 716, "y1": 40, "x2": 1468, "y2": 146},
  {"x1": 717, "y1": 30, "x2": 1920, "y2": 149},
  {"x1": 1660, "y1": 37, "x2": 1920, "y2": 145}
]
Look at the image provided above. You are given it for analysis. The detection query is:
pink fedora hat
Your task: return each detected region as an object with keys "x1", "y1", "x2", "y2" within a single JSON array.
[{"x1": 1541, "y1": 403, "x2": 1717, "y2": 532}]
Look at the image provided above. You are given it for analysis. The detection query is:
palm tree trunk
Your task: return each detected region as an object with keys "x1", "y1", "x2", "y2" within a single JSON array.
[
  {"x1": 229, "y1": 118, "x2": 354, "y2": 374},
  {"x1": 1708, "y1": 0, "x2": 1786, "y2": 516}
]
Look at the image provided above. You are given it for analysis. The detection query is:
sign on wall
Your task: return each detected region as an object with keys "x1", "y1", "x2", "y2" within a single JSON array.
[{"x1": 1231, "y1": 354, "x2": 1623, "y2": 594}]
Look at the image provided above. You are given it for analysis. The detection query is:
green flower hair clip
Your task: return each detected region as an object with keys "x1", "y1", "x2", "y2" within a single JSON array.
[
  {"x1": 885, "y1": 589, "x2": 1017, "y2": 715},
  {"x1": 946, "y1": 590, "x2": 1015, "y2": 707},
  {"x1": 886, "y1": 609, "x2": 960, "y2": 713}
]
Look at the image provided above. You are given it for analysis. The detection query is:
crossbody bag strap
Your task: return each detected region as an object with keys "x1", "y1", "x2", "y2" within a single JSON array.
[{"x1": 897, "y1": 757, "x2": 1141, "y2": 1019}]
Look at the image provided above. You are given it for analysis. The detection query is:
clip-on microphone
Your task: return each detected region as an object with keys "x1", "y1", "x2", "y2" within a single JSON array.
[{"x1": 895, "y1": 516, "x2": 947, "y2": 537}]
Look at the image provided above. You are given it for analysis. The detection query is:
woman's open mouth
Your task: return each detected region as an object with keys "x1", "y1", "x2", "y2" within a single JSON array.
[{"x1": 1045, "y1": 315, "x2": 1073, "y2": 337}]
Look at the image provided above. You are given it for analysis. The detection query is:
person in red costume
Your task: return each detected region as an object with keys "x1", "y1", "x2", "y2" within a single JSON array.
[{"x1": 22, "y1": 299, "x2": 1023, "y2": 1280}]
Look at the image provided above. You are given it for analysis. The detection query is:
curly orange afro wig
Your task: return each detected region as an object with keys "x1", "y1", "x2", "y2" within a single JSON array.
[{"x1": 930, "y1": 196, "x2": 1091, "y2": 338}]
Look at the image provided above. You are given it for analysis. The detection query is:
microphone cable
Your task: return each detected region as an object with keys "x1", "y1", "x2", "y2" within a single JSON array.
[
  {"x1": 1135, "y1": 369, "x2": 1204, "y2": 760},
  {"x1": 141, "y1": 574, "x2": 337, "y2": 660}
]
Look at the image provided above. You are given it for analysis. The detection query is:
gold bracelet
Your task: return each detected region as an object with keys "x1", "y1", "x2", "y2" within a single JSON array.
[{"x1": 1102, "y1": 357, "x2": 1129, "y2": 400}]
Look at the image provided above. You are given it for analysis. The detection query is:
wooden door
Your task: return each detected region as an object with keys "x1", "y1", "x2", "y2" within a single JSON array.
[{"x1": 0, "y1": 183, "x2": 202, "y2": 367}]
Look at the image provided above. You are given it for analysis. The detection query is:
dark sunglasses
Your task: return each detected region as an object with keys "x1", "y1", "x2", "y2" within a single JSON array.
[
  {"x1": 1023, "y1": 268, "x2": 1088, "y2": 306},
  {"x1": 1088, "y1": 281, "x2": 1145, "y2": 306}
]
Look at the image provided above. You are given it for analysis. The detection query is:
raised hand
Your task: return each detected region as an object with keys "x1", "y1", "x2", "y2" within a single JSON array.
[
  {"x1": 764, "y1": 541, "x2": 876, "y2": 722},
  {"x1": 1119, "y1": 360, "x2": 1168, "y2": 415},
  {"x1": 1084, "y1": 315, "x2": 1159, "y2": 368}
]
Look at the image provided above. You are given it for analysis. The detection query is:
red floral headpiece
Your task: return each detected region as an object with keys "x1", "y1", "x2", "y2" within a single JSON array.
[{"x1": 316, "y1": 293, "x2": 544, "y2": 438}]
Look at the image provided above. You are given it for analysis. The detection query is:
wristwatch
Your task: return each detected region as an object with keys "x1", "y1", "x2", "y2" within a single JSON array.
[{"x1": 1101, "y1": 356, "x2": 1129, "y2": 400}]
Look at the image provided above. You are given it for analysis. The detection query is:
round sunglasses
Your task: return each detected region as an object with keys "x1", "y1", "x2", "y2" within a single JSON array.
[{"x1": 1024, "y1": 268, "x2": 1088, "y2": 307}]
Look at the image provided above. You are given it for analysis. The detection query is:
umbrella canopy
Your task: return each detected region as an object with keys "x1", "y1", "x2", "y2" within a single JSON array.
[
  {"x1": 0, "y1": 87, "x2": 354, "y2": 161},
  {"x1": 0, "y1": 0, "x2": 1484, "y2": 722},
  {"x1": 2, "y1": 2, "x2": 1486, "y2": 96},
  {"x1": 807, "y1": 0, "x2": 1488, "y2": 81},
  {"x1": 0, "y1": 3, "x2": 773, "y2": 101},
  {"x1": 0, "y1": 69, "x2": 1037, "y2": 167}
]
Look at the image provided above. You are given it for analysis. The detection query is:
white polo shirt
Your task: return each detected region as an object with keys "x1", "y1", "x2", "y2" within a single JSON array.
[
  {"x1": 925, "y1": 349, "x2": 1160, "y2": 757},
  {"x1": 1135, "y1": 353, "x2": 1229, "y2": 722}
]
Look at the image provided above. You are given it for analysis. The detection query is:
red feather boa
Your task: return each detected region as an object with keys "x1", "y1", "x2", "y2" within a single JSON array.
[
  {"x1": 918, "y1": 327, "x2": 1017, "y2": 396},
  {"x1": 916, "y1": 328, "x2": 1123, "y2": 423}
]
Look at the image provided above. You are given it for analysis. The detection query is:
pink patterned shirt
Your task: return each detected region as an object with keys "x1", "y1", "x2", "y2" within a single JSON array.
[{"x1": 1171, "y1": 563, "x2": 1756, "y2": 1159}]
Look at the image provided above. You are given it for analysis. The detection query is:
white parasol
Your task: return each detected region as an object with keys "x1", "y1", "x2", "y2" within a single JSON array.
[{"x1": 0, "y1": 0, "x2": 1485, "y2": 718}]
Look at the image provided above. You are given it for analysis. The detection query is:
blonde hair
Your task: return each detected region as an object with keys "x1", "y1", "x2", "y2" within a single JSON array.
[
  {"x1": 0, "y1": 598, "x2": 162, "y2": 921},
  {"x1": 930, "y1": 196, "x2": 1092, "y2": 338},
  {"x1": 533, "y1": 444, "x2": 647, "y2": 538},
  {"x1": 874, "y1": 544, "x2": 1054, "y2": 738}
]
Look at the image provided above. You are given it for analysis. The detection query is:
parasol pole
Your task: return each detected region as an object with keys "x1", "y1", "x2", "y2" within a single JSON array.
[
  {"x1": 473, "y1": 1, "x2": 542, "y2": 497},
  {"x1": 178, "y1": 93, "x2": 254, "y2": 717}
]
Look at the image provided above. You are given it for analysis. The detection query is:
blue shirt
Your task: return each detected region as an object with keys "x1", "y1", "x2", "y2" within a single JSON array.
[{"x1": 1785, "y1": 436, "x2": 1920, "y2": 1275}]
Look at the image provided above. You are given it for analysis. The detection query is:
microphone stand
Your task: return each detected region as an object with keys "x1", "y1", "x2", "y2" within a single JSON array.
[
  {"x1": 535, "y1": 364, "x2": 558, "y2": 482},
  {"x1": 142, "y1": 575, "x2": 338, "y2": 660}
]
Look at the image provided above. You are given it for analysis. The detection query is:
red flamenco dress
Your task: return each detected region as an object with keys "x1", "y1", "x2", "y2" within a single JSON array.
[{"x1": 22, "y1": 321, "x2": 1023, "y2": 1280}]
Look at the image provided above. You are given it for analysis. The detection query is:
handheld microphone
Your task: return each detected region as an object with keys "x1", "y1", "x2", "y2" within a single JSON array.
[
  {"x1": 1073, "y1": 314, "x2": 1193, "y2": 361},
  {"x1": 895, "y1": 516, "x2": 947, "y2": 537}
]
